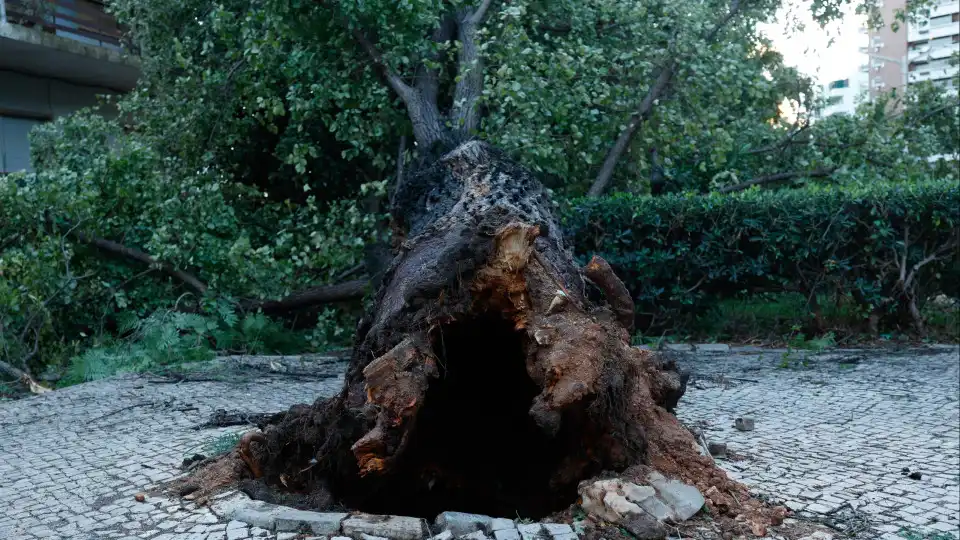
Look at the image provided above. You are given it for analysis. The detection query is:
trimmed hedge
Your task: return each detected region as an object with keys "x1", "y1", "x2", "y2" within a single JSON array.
[{"x1": 563, "y1": 179, "x2": 960, "y2": 334}]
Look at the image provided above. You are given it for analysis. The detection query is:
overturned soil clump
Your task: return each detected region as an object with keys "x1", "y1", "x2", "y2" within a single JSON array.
[{"x1": 177, "y1": 142, "x2": 785, "y2": 535}]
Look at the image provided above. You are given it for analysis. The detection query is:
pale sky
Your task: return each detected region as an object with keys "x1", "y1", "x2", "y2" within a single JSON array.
[{"x1": 759, "y1": 2, "x2": 867, "y2": 85}]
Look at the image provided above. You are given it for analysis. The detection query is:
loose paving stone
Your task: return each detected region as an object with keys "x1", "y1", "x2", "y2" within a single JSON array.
[
  {"x1": 435, "y1": 512, "x2": 492, "y2": 536},
  {"x1": 489, "y1": 519, "x2": 515, "y2": 532},
  {"x1": 274, "y1": 510, "x2": 348, "y2": 534},
  {"x1": 342, "y1": 514, "x2": 430, "y2": 540},
  {"x1": 493, "y1": 529, "x2": 520, "y2": 540}
]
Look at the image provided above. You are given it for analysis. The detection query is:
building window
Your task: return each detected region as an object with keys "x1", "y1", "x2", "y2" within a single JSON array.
[
  {"x1": 930, "y1": 14, "x2": 955, "y2": 28},
  {"x1": 0, "y1": 116, "x2": 42, "y2": 173},
  {"x1": 829, "y1": 79, "x2": 850, "y2": 90}
]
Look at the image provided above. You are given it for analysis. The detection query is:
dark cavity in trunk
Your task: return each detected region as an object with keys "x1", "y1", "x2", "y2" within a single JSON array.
[{"x1": 335, "y1": 314, "x2": 574, "y2": 519}]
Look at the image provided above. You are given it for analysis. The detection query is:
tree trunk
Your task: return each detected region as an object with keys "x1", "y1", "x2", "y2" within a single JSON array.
[{"x1": 232, "y1": 142, "x2": 763, "y2": 523}]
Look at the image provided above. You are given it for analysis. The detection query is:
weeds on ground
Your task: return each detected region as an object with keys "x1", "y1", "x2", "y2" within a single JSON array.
[
  {"x1": 896, "y1": 528, "x2": 956, "y2": 540},
  {"x1": 58, "y1": 302, "x2": 308, "y2": 386},
  {"x1": 690, "y1": 292, "x2": 958, "y2": 345},
  {"x1": 203, "y1": 432, "x2": 242, "y2": 457}
]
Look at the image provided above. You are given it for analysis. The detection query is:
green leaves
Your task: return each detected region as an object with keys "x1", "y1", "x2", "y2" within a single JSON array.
[{"x1": 565, "y1": 179, "x2": 960, "y2": 333}]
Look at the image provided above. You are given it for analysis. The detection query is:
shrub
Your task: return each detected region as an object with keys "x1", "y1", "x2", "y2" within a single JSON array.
[{"x1": 564, "y1": 179, "x2": 960, "y2": 336}]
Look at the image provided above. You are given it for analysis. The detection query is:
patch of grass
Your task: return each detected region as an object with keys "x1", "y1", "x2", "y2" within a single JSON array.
[
  {"x1": 691, "y1": 292, "x2": 959, "y2": 344},
  {"x1": 203, "y1": 432, "x2": 242, "y2": 457},
  {"x1": 897, "y1": 528, "x2": 956, "y2": 540}
]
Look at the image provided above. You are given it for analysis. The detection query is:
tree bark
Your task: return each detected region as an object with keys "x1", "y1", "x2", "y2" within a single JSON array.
[{"x1": 229, "y1": 142, "x2": 768, "y2": 523}]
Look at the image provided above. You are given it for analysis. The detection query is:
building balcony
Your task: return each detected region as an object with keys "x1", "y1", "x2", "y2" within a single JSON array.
[
  {"x1": 909, "y1": 64, "x2": 960, "y2": 83},
  {"x1": 930, "y1": 1, "x2": 960, "y2": 18},
  {"x1": 0, "y1": 0, "x2": 139, "y2": 91}
]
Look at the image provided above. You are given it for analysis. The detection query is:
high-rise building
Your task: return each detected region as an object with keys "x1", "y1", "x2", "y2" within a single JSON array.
[
  {"x1": 865, "y1": 0, "x2": 960, "y2": 100},
  {"x1": 821, "y1": 74, "x2": 869, "y2": 116},
  {"x1": 907, "y1": 0, "x2": 960, "y2": 92},
  {"x1": 0, "y1": 0, "x2": 140, "y2": 173}
]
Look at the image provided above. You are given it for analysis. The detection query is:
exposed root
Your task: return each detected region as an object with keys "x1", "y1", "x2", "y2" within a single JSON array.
[
  {"x1": 174, "y1": 142, "x2": 780, "y2": 535},
  {"x1": 239, "y1": 431, "x2": 266, "y2": 479}
]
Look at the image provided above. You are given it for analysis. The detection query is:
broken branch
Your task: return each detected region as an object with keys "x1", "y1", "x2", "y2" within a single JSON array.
[{"x1": 717, "y1": 167, "x2": 837, "y2": 194}]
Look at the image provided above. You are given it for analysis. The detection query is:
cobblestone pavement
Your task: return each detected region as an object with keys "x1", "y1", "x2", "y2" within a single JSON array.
[
  {"x1": 0, "y1": 356, "x2": 346, "y2": 540},
  {"x1": 0, "y1": 347, "x2": 957, "y2": 540},
  {"x1": 678, "y1": 346, "x2": 960, "y2": 540}
]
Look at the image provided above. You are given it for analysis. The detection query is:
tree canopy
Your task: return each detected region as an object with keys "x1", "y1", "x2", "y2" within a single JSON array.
[{"x1": 1, "y1": 0, "x2": 957, "y2": 389}]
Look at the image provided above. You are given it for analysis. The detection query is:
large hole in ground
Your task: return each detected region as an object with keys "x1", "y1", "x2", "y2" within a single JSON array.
[{"x1": 343, "y1": 315, "x2": 575, "y2": 519}]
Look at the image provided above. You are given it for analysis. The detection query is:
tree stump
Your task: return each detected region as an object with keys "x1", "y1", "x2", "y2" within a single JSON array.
[{"x1": 227, "y1": 142, "x2": 751, "y2": 523}]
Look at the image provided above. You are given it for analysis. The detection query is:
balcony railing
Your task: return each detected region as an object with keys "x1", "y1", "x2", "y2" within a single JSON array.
[{"x1": 1, "y1": 0, "x2": 126, "y2": 49}]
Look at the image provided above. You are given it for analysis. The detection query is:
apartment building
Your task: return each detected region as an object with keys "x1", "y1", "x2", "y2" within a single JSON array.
[
  {"x1": 0, "y1": 0, "x2": 139, "y2": 172},
  {"x1": 866, "y1": 0, "x2": 960, "y2": 98},
  {"x1": 907, "y1": 0, "x2": 960, "y2": 90},
  {"x1": 821, "y1": 75, "x2": 869, "y2": 116}
]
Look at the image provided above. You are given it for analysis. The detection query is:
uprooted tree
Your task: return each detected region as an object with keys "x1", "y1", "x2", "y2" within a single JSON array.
[{"x1": 188, "y1": 0, "x2": 783, "y2": 530}]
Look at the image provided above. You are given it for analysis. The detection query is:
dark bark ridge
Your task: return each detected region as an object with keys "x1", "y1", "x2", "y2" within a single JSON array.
[{"x1": 241, "y1": 142, "x2": 695, "y2": 519}]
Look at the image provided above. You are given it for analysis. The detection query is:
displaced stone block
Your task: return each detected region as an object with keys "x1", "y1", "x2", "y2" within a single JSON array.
[
  {"x1": 460, "y1": 531, "x2": 492, "y2": 540},
  {"x1": 435, "y1": 511, "x2": 493, "y2": 536},
  {"x1": 707, "y1": 442, "x2": 727, "y2": 458},
  {"x1": 275, "y1": 510, "x2": 349, "y2": 535},
  {"x1": 541, "y1": 523, "x2": 573, "y2": 537},
  {"x1": 516, "y1": 523, "x2": 546, "y2": 540},
  {"x1": 620, "y1": 512, "x2": 667, "y2": 540},
  {"x1": 493, "y1": 529, "x2": 521, "y2": 540},
  {"x1": 647, "y1": 471, "x2": 705, "y2": 521},
  {"x1": 342, "y1": 514, "x2": 429, "y2": 540},
  {"x1": 734, "y1": 417, "x2": 755, "y2": 431},
  {"x1": 489, "y1": 518, "x2": 515, "y2": 532},
  {"x1": 428, "y1": 531, "x2": 454, "y2": 540}
]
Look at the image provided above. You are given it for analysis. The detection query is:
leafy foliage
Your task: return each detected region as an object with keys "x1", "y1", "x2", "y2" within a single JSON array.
[
  {"x1": 1, "y1": 0, "x2": 957, "y2": 387},
  {"x1": 565, "y1": 178, "x2": 960, "y2": 334}
]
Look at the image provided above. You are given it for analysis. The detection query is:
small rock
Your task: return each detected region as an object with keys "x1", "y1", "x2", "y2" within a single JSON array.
[
  {"x1": 541, "y1": 523, "x2": 573, "y2": 538},
  {"x1": 460, "y1": 531, "x2": 492, "y2": 540},
  {"x1": 620, "y1": 512, "x2": 667, "y2": 540},
  {"x1": 274, "y1": 510, "x2": 349, "y2": 535},
  {"x1": 134, "y1": 493, "x2": 146, "y2": 502},
  {"x1": 435, "y1": 511, "x2": 493, "y2": 536},
  {"x1": 908, "y1": 471, "x2": 922, "y2": 480},
  {"x1": 901, "y1": 467, "x2": 911, "y2": 475},
  {"x1": 493, "y1": 529, "x2": 520, "y2": 540},
  {"x1": 516, "y1": 523, "x2": 545, "y2": 540},
  {"x1": 429, "y1": 531, "x2": 454, "y2": 540},
  {"x1": 734, "y1": 417, "x2": 755, "y2": 431},
  {"x1": 707, "y1": 442, "x2": 727, "y2": 458},
  {"x1": 342, "y1": 514, "x2": 429, "y2": 540},
  {"x1": 646, "y1": 471, "x2": 705, "y2": 521}
]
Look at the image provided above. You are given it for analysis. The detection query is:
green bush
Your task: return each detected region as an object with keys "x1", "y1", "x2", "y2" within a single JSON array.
[{"x1": 564, "y1": 179, "x2": 960, "y2": 336}]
